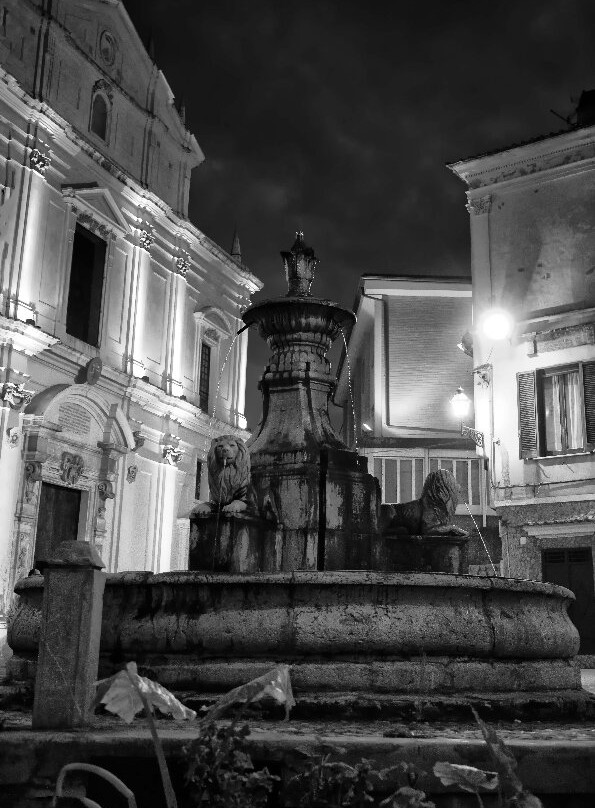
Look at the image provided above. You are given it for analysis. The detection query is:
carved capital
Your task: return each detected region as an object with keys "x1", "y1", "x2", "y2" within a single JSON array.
[
  {"x1": 465, "y1": 195, "x2": 492, "y2": 216},
  {"x1": 2, "y1": 382, "x2": 35, "y2": 410},
  {"x1": 163, "y1": 445, "x2": 183, "y2": 465},
  {"x1": 60, "y1": 452, "x2": 84, "y2": 485},
  {"x1": 174, "y1": 250, "x2": 190, "y2": 278},
  {"x1": 29, "y1": 148, "x2": 51, "y2": 176},
  {"x1": 139, "y1": 229, "x2": 155, "y2": 251}
]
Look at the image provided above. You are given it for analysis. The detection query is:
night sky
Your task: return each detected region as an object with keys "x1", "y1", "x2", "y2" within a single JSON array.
[{"x1": 123, "y1": 0, "x2": 595, "y2": 428}]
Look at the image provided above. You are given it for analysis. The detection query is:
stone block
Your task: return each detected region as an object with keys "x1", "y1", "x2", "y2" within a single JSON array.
[
  {"x1": 32, "y1": 541, "x2": 105, "y2": 729},
  {"x1": 189, "y1": 513, "x2": 278, "y2": 572},
  {"x1": 387, "y1": 534, "x2": 469, "y2": 574}
]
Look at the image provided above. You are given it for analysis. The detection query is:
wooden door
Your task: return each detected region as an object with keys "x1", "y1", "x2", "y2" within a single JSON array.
[
  {"x1": 34, "y1": 482, "x2": 82, "y2": 569},
  {"x1": 542, "y1": 547, "x2": 595, "y2": 654}
]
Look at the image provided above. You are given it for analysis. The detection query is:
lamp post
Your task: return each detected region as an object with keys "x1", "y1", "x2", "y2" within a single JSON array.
[{"x1": 450, "y1": 387, "x2": 484, "y2": 448}]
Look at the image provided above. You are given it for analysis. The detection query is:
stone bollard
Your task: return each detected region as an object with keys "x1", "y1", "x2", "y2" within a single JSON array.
[{"x1": 32, "y1": 541, "x2": 105, "y2": 729}]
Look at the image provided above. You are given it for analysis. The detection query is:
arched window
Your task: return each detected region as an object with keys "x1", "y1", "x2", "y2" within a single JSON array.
[{"x1": 90, "y1": 93, "x2": 108, "y2": 140}]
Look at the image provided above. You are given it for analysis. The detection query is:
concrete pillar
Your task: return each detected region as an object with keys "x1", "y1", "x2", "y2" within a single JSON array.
[{"x1": 32, "y1": 541, "x2": 105, "y2": 729}]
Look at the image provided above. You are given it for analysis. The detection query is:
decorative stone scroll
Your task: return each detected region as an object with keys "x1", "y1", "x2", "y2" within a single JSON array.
[
  {"x1": 97, "y1": 481, "x2": 115, "y2": 502},
  {"x1": 60, "y1": 452, "x2": 84, "y2": 485},
  {"x1": 465, "y1": 194, "x2": 492, "y2": 216},
  {"x1": 24, "y1": 461, "x2": 43, "y2": 503},
  {"x1": 2, "y1": 382, "x2": 35, "y2": 410}
]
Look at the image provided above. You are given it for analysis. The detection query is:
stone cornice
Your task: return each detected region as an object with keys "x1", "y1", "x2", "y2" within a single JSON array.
[
  {"x1": 125, "y1": 377, "x2": 248, "y2": 440},
  {"x1": 0, "y1": 315, "x2": 59, "y2": 356},
  {"x1": 449, "y1": 125, "x2": 595, "y2": 190}
]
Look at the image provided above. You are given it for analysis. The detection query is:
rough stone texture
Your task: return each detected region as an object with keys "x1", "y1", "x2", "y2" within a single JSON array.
[
  {"x1": 188, "y1": 513, "x2": 278, "y2": 572},
  {"x1": 497, "y1": 500, "x2": 595, "y2": 581},
  {"x1": 31, "y1": 541, "x2": 105, "y2": 729},
  {"x1": 386, "y1": 534, "x2": 469, "y2": 574},
  {"x1": 9, "y1": 570, "x2": 581, "y2": 699}
]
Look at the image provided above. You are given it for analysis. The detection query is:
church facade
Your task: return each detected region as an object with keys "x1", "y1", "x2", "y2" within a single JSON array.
[{"x1": 0, "y1": 0, "x2": 261, "y2": 640}]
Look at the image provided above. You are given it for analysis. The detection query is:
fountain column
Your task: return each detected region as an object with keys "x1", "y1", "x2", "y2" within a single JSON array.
[{"x1": 242, "y1": 233, "x2": 383, "y2": 571}]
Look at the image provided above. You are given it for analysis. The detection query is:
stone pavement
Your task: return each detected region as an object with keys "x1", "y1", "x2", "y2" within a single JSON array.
[{"x1": 0, "y1": 710, "x2": 595, "y2": 805}]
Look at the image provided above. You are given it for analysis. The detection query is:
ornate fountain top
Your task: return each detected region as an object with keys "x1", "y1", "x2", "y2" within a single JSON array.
[{"x1": 281, "y1": 231, "x2": 319, "y2": 297}]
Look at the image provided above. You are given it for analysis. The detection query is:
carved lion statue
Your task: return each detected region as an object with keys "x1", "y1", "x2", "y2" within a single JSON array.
[
  {"x1": 381, "y1": 469, "x2": 468, "y2": 537},
  {"x1": 192, "y1": 435, "x2": 255, "y2": 516}
]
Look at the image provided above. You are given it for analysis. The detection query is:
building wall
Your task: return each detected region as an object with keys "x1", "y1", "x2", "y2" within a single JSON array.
[
  {"x1": 451, "y1": 124, "x2": 595, "y2": 650},
  {"x1": 0, "y1": 0, "x2": 261, "y2": 636},
  {"x1": 385, "y1": 295, "x2": 472, "y2": 431},
  {"x1": 335, "y1": 275, "x2": 499, "y2": 571}
]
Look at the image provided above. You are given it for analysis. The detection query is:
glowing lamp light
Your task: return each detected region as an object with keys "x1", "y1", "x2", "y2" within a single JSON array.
[
  {"x1": 480, "y1": 308, "x2": 514, "y2": 341},
  {"x1": 450, "y1": 387, "x2": 471, "y2": 420},
  {"x1": 362, "y1": 422, "x2": 373, "y2": 433}
]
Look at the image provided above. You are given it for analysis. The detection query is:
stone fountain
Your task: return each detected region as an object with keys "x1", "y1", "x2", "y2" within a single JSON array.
[{"x1": 8, "y1": 234, "x2": 585, "y2": 717}]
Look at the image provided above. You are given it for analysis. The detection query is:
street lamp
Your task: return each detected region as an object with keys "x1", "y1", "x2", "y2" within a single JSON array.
[
  {"x1": 479, "y1": 308, "x2": 513, "y2": 341},
  {"x1": 450, "y1": 387, "x2": 484, "y2": 448}
]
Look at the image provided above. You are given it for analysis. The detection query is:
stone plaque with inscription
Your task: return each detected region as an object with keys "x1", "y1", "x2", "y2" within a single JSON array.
[{"x1": 58, "y1": 403, "x2": 92, "y2": 436}]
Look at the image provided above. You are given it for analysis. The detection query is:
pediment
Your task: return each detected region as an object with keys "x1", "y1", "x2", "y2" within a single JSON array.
[{"x1": 62, "y1": 185, "x2": 129, "y2": 234}]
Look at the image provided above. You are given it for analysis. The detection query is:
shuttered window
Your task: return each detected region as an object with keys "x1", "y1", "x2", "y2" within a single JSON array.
[
  {"x1": 584, "y1": 362, "x2": 595, "y2": 444},
  {"x1": 517, "y1": 361, "x2": 595, "y2": 459},
  {"x1": 199, "y1": 342, "x2": 211, "y2": 413}
]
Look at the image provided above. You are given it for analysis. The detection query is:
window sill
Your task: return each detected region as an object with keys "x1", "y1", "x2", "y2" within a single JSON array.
[{"x1": 526, "y1": 450, "x2": 595, "y2": 461}]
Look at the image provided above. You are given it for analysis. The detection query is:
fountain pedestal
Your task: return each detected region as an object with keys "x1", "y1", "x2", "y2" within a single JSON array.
[{"x1": 242, "y1": 235, "x2": 383, "y2": 571}]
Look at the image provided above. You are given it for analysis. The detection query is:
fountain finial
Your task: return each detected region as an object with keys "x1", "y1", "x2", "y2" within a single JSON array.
[{"x1": 281, "y1": 231, "x2": 319, "y2": 296}]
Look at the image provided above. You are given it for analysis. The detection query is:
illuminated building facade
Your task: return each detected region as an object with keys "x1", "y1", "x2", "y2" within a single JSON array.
[
  {"x1": 335, "y1": 275, "x2": 499, "y2": 571},
  {"x1": 0, "y1": 0, "x2": 261, "y2": 651},
  {"x1": 450, "y1": 111, "x2": 595, "y2": 653}
]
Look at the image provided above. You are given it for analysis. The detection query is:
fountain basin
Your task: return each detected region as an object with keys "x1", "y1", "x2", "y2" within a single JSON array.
[{"x1": 8, "y1": 571, "x2": 581, "y2": 695}]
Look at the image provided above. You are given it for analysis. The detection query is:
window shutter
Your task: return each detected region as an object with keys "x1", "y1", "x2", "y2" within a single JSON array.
[
  {"x1": 517, "y1": 371, "x2": 538, "y2": 459},
  {"x1": 583, "y1": 361, "x2": 595, "y2": 446}
]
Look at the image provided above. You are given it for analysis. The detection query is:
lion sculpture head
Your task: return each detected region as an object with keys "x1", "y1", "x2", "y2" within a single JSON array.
[
  {"x1": 420, "y1": 468, "x2": 460, "y2": 530},
  {"x1": 206, "y1": 435, "x2": 253, "y2": 513},
  {"x1": 383, "y1": 468, "x2": 465, "y2": 537}
]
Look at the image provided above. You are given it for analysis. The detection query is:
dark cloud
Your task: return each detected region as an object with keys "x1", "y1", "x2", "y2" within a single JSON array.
[{"x1": 123, "y1": 0, "x2": 595, "y2": 427}]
